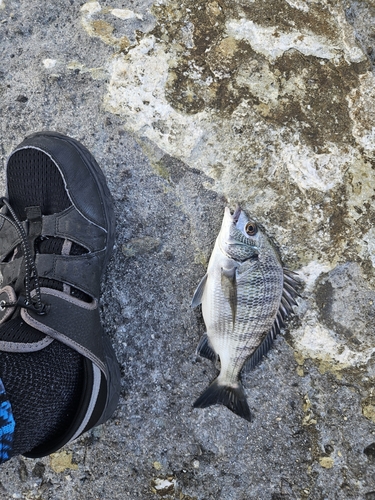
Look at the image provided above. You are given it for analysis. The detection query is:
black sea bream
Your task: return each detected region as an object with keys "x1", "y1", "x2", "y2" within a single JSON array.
[{"x1": 192, "y1": 207, "x2": 300, "y2": 421}]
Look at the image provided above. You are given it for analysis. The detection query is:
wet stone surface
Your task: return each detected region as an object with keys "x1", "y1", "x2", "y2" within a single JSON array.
[{"x1": 0, "y1": 0, "x2": 375, "y2": 499}]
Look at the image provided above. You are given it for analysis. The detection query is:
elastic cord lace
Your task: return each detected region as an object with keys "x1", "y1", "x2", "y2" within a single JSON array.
[{"x1": 0, "y1": 197, "x2": 45, "y2": 314}]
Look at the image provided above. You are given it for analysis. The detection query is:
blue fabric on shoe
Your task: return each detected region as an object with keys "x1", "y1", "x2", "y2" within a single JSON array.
[{"x1": 0, "y1": 378, "x2": 15, "y2": 463}]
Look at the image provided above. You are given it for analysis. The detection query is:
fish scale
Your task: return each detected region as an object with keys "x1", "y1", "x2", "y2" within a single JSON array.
[
  {"x1": 225, "y1": 261, "x2": 283, "y2": 383},
  {"x1": 192, "y1": 207, "x2": 300, "y2": 421}
]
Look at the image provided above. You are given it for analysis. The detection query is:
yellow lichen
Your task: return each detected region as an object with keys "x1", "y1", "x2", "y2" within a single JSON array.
[
  {"x1": 294, "y1": 351, "x2": 305, "y2": 366},
  {"x1": 296, "y1": 366, "x2": 304, "y2": 377},
  {"x1": 362, "y1": 404, "x2": 375, "y2": 423},
  {"x1": 50, "y1": 451, "x2": 78, "y2": 473},
  {"x1": 319, "y1": 457, "x2": 334, "y2": 469},
  {"x1": 91, "y1": 19, "x2": 114, "y2": 37}
]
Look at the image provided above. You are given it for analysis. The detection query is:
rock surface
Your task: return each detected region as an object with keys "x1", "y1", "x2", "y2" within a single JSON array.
[{"x1": 1, "y1": 0, "x2": 375, "y2": 498}]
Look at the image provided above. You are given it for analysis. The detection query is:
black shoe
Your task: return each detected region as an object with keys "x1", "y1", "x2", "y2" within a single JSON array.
[{"x1": 0, "y1": 131, "x2": 121, "y2": 457}]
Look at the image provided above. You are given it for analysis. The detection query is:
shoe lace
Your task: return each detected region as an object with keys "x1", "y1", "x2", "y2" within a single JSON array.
[{"x1": 0, "y1": 197, "x2": 46, "y2": 315}]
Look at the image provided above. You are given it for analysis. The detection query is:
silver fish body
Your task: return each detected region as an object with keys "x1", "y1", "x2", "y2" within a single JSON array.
[{"x1": 192, "y1": 207, "x2": 300, "y2": 421}]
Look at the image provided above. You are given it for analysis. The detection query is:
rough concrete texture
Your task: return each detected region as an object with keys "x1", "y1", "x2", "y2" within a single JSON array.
[{"x1": 1, "y1": 0, "x2": 375, "y2": 498}]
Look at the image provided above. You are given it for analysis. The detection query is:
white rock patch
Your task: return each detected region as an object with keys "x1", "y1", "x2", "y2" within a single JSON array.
[
  {"x1": 110, "y1": 8, "x2": 143, "y2": 20},
  {"x1": 226, "y1": 19, "x2": 339, "y2": 61}
]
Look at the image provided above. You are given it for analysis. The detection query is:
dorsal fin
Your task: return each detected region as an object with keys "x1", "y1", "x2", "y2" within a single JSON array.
[
  {"x1": 243, "y1": 328, "x2": 276, "y2": 372},
  {"x1": 281, "y1": 267, "x2": 303, "y2": 314}
]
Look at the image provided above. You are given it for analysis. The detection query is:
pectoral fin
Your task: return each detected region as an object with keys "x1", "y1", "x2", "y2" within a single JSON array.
[
  {"x1": 191, "y1": 274, "x2": 208, "y2": 308},
  {"x1": 221, "y1": 267, "x2": 237, "y2": 325}
]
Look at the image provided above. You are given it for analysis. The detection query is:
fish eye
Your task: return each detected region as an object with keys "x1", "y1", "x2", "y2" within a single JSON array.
[{"x1": 245, "y1": 222, "x2": 257, "y2": 236}]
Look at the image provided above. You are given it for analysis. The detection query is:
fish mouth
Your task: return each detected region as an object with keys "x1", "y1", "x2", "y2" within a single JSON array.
[{"x1": 232, "y1": 206, "x2": 242, "y2": 223}]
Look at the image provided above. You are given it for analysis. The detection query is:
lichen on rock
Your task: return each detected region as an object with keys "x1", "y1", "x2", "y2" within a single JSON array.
[{"x1": 99, "y1": 0, "x2": 375, "y2": 272}]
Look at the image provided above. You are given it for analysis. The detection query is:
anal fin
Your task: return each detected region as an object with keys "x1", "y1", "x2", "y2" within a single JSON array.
[{"x1": 196, "y1": 333, "x2": 217, "y2": 362}]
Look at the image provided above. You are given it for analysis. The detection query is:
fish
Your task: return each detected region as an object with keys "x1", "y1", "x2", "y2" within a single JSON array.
[{"x1": 191, "y1": 206, "x2": 301, "y2": 421}]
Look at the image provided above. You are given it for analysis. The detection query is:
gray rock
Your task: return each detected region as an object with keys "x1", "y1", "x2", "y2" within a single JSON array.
[{"x1": 122, "y1": 237, "x2": 161, "y2": 257}]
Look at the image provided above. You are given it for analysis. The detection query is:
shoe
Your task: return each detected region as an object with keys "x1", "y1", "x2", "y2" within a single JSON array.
[{"x1": 0, "y1": 131, "x2": 121, "y2": 457}]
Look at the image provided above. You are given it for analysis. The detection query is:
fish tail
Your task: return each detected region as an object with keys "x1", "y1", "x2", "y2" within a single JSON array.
[{"x1": 193, "y1": 379, "x2": 251, "y2": 422}]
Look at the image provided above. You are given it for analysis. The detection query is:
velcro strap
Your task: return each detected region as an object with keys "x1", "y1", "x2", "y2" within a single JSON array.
[
  {"x1": 35, "y1": 251, "x2": 105, "y2": 298},
  {"x1": 25, "y1": 206, "x2": 42, "y2": 241},
  {"x1": 0, "y1": 219, "x2": 23, "y2": 261},
  {"x1": 0, "y1": 257, "x2": 22, "y2": 281},
  {"x1": 42, "y1": 206, "x2": 107, "y2": 251},
  {"x1": 21, "y1": 288, "x2": 107, "y2": 376}
]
